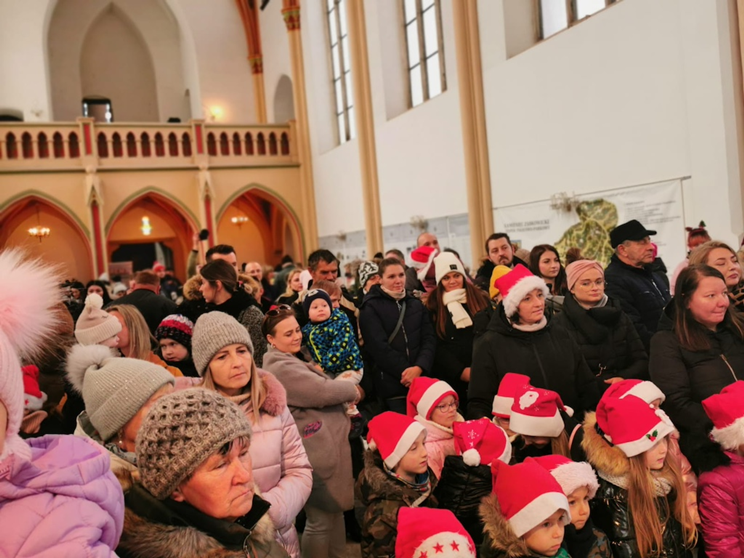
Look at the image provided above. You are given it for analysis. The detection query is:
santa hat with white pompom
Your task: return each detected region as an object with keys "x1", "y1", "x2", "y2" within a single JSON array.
[
  {"x1": 509, "y1": 383, "x2": 573, "y2": 438},
  {"x1": 453, "y1": 418, "x2": 511, "y2": 467}
]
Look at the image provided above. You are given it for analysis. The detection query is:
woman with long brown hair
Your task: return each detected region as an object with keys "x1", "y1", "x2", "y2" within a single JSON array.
[
  {"x1": 650, "y1": 264, "x2": 744, "y2": 464},
  {"x1": 529, "y1": 244, "x2": 568, "y2": 296},
  {"x1": 425, "y1": 252, "x2": 488, "y2": 408}
]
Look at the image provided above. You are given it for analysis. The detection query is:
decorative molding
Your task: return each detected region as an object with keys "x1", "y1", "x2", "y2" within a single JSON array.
[
  {"x1": 282, "y1": 7, "x2": 301, "y2": 30},
  {"x1": 249, "y1": 55, "x2": 264, "y2": 74}
]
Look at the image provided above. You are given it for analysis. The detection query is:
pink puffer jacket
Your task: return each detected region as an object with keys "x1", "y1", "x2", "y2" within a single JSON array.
[
  {"x1": 416, "y1": 415, "x2": 462, "y2": 479},
  {"x1": 0, "y1": 435, "x2": 124, "y2": 557},
  {"x1": 698, "y1": 451, "x2": 744, "y2": 558}
]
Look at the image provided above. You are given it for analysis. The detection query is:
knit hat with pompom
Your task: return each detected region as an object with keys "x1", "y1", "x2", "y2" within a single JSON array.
[{"x1": 74, "y1": 293, "x2": 122, "y2": 346}]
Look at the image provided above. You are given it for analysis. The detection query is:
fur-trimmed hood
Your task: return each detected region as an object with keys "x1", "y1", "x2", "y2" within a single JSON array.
[
  {"x1": 581, "y1": 411, "x2": 630, "y2": 476},
  {"x1": 479, "y1": 492, "x2": 530, "y2": 558},
  {"x1": 257, "y1": 369, "x2": 287, "y2": 417}
]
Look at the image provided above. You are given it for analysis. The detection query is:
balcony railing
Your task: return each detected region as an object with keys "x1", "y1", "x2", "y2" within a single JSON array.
[{"x1": 0, "y1": 119, "x2": 298, "y2": 172}]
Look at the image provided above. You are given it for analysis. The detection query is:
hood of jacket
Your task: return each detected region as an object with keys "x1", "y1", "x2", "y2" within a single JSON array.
[
  {"x1": 357, "y1": 449, "x2": 437, "y2": 506},
  {"x1": 480, "y1": 492, "x2": 530, "y2": 558},
  {"x1": 256, "y1": 369, "x2": 287, "y2": 417},
  {"x1": 581, "y1": 411, "x2": 631, "y2": 477}
]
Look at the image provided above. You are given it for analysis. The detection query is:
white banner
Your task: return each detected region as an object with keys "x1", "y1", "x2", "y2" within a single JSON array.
[{"x1": 493, "y1": 180, "x2": 686, "y2": 271}]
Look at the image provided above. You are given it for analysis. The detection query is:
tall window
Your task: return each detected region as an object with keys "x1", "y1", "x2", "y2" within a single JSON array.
[
  {"x1": 327, "y1": 0, "x2": 355, "y2": 144},
  {"x1": 404, "y1": 0, "x2": 445, "y2": 108},
  {"x1": 538, "y1": 0, "x2": 618, "y2": 40}
]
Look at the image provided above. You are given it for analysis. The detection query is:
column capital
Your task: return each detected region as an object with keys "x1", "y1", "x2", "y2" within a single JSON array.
[
  {"x1": 282, "y1": 7, "x2": 301, "y2": 31},
  {"x1": 249, "y1": 55, "x2": 264, "y2": 74}
]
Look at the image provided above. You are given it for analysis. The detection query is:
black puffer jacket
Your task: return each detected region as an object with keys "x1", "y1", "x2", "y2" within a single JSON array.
[
  {"x1": 434, "y1": 456, "x2": 491, "y2": 547},
  {"x1": 650, "y1": 303, "x2": 744, "y2": 463},
  {"x1": 430, "y1": 303, "x2": 477, "y2": 407},
  {"x1": 359, "y1": 286, "x2": 436, "y2": 399},
  {"x1": 467, "y1": 305, "x2": 599, "y2": 420},
  {"x1": 552, "y1": 292, "x2": 648, "y2": 393},
  {"x1": 604, "y1": 254, "x2": 671, "y2": 350}
]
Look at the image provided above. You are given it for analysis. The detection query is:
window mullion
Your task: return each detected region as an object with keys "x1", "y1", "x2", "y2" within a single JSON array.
[
  {"x1": 416, "y1": 0, "x2": 429, "y2": 101},
  {"x1": 334, "y1": 1, "x2": 350, "y2": 141},
  {"x1": 434, "y1": 0, "x2": 445, "y2": 95}
]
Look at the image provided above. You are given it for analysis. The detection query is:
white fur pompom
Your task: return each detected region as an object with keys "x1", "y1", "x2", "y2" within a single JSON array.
[
  {"x1": 463, "y1": 448, "x2": 481, "y2": 467},
  {"x1": 65, "y1": 344, "x2": 117, "y2": 393},
  {"x1": 564, "y1": 405, "x2": 575, "y2": 418},
  {"x1": 84, "y1": 292, "x2": 104, "y2": 311}
]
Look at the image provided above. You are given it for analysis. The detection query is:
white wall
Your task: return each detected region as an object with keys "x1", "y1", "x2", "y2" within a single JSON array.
[
  {"x1": 480, "y1": 0, "x2": 744, "y2": 244},
  {"x1": 260, "y1": 0, "x2": 293, "y2": 123}
]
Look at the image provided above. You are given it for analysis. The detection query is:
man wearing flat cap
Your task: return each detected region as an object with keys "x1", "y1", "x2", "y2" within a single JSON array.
[{"x1": 604, "y1": 219, "x2": 671, "y2": 351}]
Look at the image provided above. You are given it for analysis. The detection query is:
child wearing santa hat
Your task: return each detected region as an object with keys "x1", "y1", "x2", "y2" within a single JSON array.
[
  {"x1": 491, "y1": 372, "x2": 531, "y2": 439},
  {"x1": 581, "y1": 389, "x2": 696, "y2": 557},
  {"x1": 406, "y1": 376, "x2": 463, "y2": 478},
  {"x1": 530, "y1": 455, "x2": 611, "y2": 558},
  {"x1": 480, "y1": 459, "x2": 572, "y2": 558},
  {"x1": 396, "y1": 507, "x2": 476, "y2": 558},
  {"x1": 698, "y1": 381, "x2": 744, "y2": 558},
  {"x1": 355, "y1": 411, "x2": 438, "y2": 558},
  {"x1": 435, "y1": 418, "x2": 512, "y2": 548},
  {"x1": 509, "y1": 383, "x2": 584, "y2": 463}
]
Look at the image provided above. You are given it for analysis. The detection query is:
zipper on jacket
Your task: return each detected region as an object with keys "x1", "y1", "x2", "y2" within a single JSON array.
[
  {"x1": 721, "y1": 354, "x2": 738, "y2": 381},
  {"x1": 531, "y1": 343, "x2": 550, "y2": 389}
]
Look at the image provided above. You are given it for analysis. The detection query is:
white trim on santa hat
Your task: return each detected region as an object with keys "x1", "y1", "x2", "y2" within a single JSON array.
[
  {"x1": 372, "y1": 421, "x2": 426, "y2": 470},
  {"x1": 509, "y1": 491, "x2": 570, "y2": 538},
  {"x1": 614, "y1": 418, "x2": 676, "y2": 458},
  {"x1": 550, "y1": 461, "x2": 599, "y2": 499},
  {"x1": 502, "y1": 276, "x2": 549, "y2": 318},
  {"x1": 23, "y1": 392, "x2": 47, "y2": 412},
  {"x1": 492, "y1": 394, "x2": 513, "y2": 418},
  {"x1": 621, "y1": 381, "x2": 666, "y2": 405},
  {"x1": 510, "y1": 408, "x2": 564, "y2": 438},
  {"x1": 710, "y1": 417, "x2": 744, "y2": 451},
  {"x1": 417, "y1": 382, "x2": 456, "y2": 420},
  {"x1": 410, "y1": 533, "x2": 475, "y2": 558}
]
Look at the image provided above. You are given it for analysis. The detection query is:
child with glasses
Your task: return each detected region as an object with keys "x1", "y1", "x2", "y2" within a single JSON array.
[{"x1": 406, "y1": 377, "x2": 462, "y2": 479}]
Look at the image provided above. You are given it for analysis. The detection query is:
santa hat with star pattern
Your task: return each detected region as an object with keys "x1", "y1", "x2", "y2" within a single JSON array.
[
  {"x1": 396, "y1": 507, "x2": 476, "y2": 558},
  {"x1": 453, "y1": 418, "x2": 512, "y2": 467}
]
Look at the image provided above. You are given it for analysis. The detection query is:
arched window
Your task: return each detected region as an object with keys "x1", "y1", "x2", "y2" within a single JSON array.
[
  {"x1": 538, "y1": 0, "x2": 614, "y2": 39},
  {"x1": 268, "y1": 133, "x2": 278, "y2": 155},
  {"x1": 68, "y1": 133, "x2": 80, "y2": 158},
  {"x1": 53, "y1": 132, "x2": 64, "y2": 158},
  {"x1": 219, "y1": 132, "x2": 230, "y2": 155},
  {"x1": 141, "y1": 133, "x2": 151, "y2": 157},
  {"x1": 126, "y1": 133, "x2": 137, "y2": 157},
  {"x1": 257, "y1": 133, "x2": 266, "y2": 155},
  {"x1": 154, "y1": 133, "x2": 165, "y2": 157},
  {"x1": 232, "y1": 132, "x2": 242, "y2": 155},
  {"x1": 245, "y1": 133, "x2": 254, "y2": 155},
  {"x1": 327, "y1": 0, "x2": 355, "y2": 144},
  {"x1": 112, "y1": 133, "x2": 123, "y2": 157},
  {"x1": 6, "y1": 133, "x2": 18, "y2": 159},
  {"x1": 280, "y1": 132, "x2": 290, "y2": 155},
  {"x1": 22, "y1": 132, "x2": 33, "y2": 158},
  {"x1": 207, "y1": 133, "x2": 217, "y2": 156},
  {"x1": 404, "y1": 0, "x2": 446, "y2": 108},
  {"x1": 182, "y1": 133, "x2": 192, "y2": 157},
  {"x1": 37, "y1": 133, "x2": 49, "y2": 158},
  {"x1": 168, "y1": 133, "x2": 179, "y2": 156},
  {"x1": 97, "y1": 132, "x2": 108, "y2": 157}
]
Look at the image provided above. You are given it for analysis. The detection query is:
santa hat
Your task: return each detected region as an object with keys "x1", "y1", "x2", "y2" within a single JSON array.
[
  {"x1": 410, "y1": 246, "x2": 439, "y2": 282},
  {"x1": 454, "y1": 418, "x2": 511, "y2": 467},
  {"x1": 367, "y1": 411, "x2": 426, "y2": 469},
  {"x1": 21, "y1": 364, "x2": 47, "y2": 412},
  {"x1": 434, "y1": 252, "x2": 467, "y2": 285},
  {"x1": 603, "y1": 379, "x2": 666, "y2": 405},
  {"x1": 75, "y1": 293, "x2": 122, "y2": 346},
  {"x1": 510, "y1": 383, "x2": 572, "y2": 438},
  {"x1": 494, "y1": 264, "x2": 548, "y2": 318},
  {"x1": 396, "y1": 507, "x2": 476, "y2": 558},
  {"x1": 528, "y1": 455, "x2": 598, "y2": 499},
  {"x1": 406, "y1": 377, "x2": 457, "y2": 420},
  {"x1": 153, "y1": 261, "x2": 166, "y2": 273},
  {"x1": 492, "y1": 373, "x2": 531, "y2": 419},
  {"x1": 0, "y1": 250, "x2": 62, "y2": 462},
  {"x1": 491, "y1": 459, "x2": 571, "y2": 538},
  {"x1": 596, "y1": 390, "x2": 676, "y2": 458},
  {"x1": 489, "y1": 265, "x2": 512, "y2": 300},
  {"x1": 703, "y1": 381, "x2": 744, "y2": 451}
]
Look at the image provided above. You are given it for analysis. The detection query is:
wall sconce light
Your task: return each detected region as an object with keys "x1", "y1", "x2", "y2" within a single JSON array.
[
  {"x1": 209, "y1": 106, "x2": 223, "y2": 122},
  {"x1": 141, "y1": 216, "x2": 152, "y2": 236},
  {"x1": 27, "y1": 204, "x2": 50, "y2": 242},
  {"x1": 231, "y1": 216, "x2": 249, "y2": 229}
]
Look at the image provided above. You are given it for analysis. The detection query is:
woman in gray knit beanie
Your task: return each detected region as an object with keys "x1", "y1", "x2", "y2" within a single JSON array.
[{"x1": 191, "y1": 311, "x2": 311, "y2": 558}]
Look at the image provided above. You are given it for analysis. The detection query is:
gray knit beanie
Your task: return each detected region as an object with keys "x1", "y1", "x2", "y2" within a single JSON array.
[
  {"x1": 65, "y1": 344, "x2": 175, "y2": 441},
  {"x1": 136, "y1": 389, "x2": 253, "y2": 499},
  {"x1": 192, "y1": 311, "x2": 254, "y2": 377}
]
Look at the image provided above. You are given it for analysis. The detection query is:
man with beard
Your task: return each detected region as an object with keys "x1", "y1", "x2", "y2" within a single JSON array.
[{"x1": 475, "y1": 232, "x2": 528, "y2": 289}]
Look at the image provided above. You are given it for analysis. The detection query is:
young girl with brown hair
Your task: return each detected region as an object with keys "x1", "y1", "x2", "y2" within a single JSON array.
[{"x1": 582, "y1": 390, "x2": 696, "y2": 557}]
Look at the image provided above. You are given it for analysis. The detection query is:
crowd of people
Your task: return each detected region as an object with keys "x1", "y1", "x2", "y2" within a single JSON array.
[{"x1": 3, "y1": 217, "x2": 744, "y2": 557}]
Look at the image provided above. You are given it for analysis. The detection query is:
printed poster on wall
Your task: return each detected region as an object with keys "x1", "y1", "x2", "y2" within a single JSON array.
[{"x1": 493, "y1": 180, "x2": 686, "y2": 272}]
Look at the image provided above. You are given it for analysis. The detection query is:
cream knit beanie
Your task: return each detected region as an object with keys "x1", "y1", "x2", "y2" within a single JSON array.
[{"x1": 75, "y1": 293, "x2": 122, "y2": 345}]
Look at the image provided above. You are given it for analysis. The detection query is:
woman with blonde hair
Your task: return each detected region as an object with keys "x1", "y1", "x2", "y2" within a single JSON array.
[
  {"x1": 689, "y1": 240, "x2": 744, "y2": 311},
  {"x1": 191, "y1": 311, "x2": 312, "y2": 558},
  {"x1": 107, "y1": 304, "x2": 182, "y2": 377},
  {"x1": 277, "y1": 268, "x2": 303, "y2": 306}
]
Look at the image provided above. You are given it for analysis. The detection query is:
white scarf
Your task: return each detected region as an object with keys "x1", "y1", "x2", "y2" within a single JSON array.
[
  {"x1": 442, "y1": 289, "x2": 472, "y2": 329},
  {"x1": 511, "y1": 315, "x2": 548, "y2": 332}
]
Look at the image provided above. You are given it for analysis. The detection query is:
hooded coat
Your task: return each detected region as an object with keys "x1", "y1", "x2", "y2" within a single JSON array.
[
  {"x1": 467, "y1": 305, "x2": 599, "y2": 420},
  {"x1": 581, "y1": 412, "x2": 693, "y2": 558},
  {"x1": 415, "y1": 415, "x2": 460, "y2": 479},
  {"x1": 359, "y1": 285, "x2": 436, "y2": 400},
  {"x1": 355, "y1": 449, "x2": 438, "y2": 558},
  {"x1": 0, "y1": 435, "x2": 124, "y2": 558}
]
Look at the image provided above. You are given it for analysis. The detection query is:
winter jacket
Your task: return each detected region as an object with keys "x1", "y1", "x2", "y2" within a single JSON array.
[
  {"x1": 650, "y1": 304, "x2": 744, "y2": 465},
  {"x1": 355, "y1": 449, "x2": 438, "y2": 558},
  {"x1": 107, "y1": 288, "x2": 178, "y2": 334},
  {"x1": 467, "y1": 305, "x2": 599, "y2": 420},
  {"x1": 262, "y1": 347, "x2": 356, "y2": 513},
  {"x1": 510, "y1": 413, "x2": 586, "y2": 464},
  {"x1": 582, "y1": 412, "x2": 693, "y2": 558},
  {"x1": 146, "y1": 351, "x2": 183, "y2": 377},
  {"x1": 604, "y1": 254, "x2": 671, "y2": 350},
  {"x1": 0, "y1": 435, "x2": 124, "y2": 558},
  {"x1": 434, "y1": 455, "x2": 492, "y2": 548},
  {"x1": 698, "y1": 450, "x2": 744, "y2": 558},
  {"x1": 302, "y1": 308, "x2": 363, "y2": 375},
  {"x1": 416, "y1": 415, "x2": 460, "y2": 479},
  {"x1": 430, "y1": 302, "x2": 476, "y2": 406},
  {"x1": 229, "y1": 371, "x2": 313, "y2": 558},
  {"x1": 480, "y1": 492, "x2": 570, "y2": 558},
  {"x1": 475, "y1": 256, "x2": 529, "y2": 291},
  {"x1": 74, "y1": 410, "x2": 140, "y2": 480},
  {"x1": 553, "y1": 292, "x2": 648, "y2": 393},
  {"x1": 359, "y1": 286, "x2": 437, "y2": 400},
  {"x1": 118, "y1": 475, "x2": 288, "y2": 558},
  {"x1": 564, "y1": 520, "x2": 613, "y2": 558}
]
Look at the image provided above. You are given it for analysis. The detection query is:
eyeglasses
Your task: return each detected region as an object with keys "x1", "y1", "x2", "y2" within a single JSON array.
[
  {"x1": 435, "y1": 401, "x2": 458, "y2": 413},
  {"x1": 266, "y1": 304, "x2": 293, "y2": 316},
  {"x1": 577, "y1": 280, "x2": 605, "y2": 288}
]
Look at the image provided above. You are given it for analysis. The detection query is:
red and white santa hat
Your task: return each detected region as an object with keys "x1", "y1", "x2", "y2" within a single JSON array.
[
  {"x1": 596, "y1": 390, "x2": 676, "y2": 458},
  {"x1": 396, "y1": 507, "x2": 476, "y2": 558},
  {"x1": 410, "y1": 246, "x2": 439, "y2": 281},
  {"x1": 702, "y1": 380, "x2": 744, "y2": 451},
  {"x1": 152, "y1": 261, "x2": 166, "y2": 273},
  {"x1": 510, "y1": 383, "x2": 572, "y2": 438},
  {"x1": 367, "y1": 411, "x2": 427, "y2": 469},
  {"x1": 493, "y1": 264, "x2": 549, "y2": 318},
  {"x1": 603, "y1": 378, "x2": 666, "y2": 405},
  {"x1": 528, "y1": 455, "x2": 598, "y2": 499},
  {"x1": 492, "y1": 373, "x2": 531, "y2": 419},
  {"x1": 453, "y1": 418, "x2": 512, "y2": 467},
  {"x1": 406, "y1": 377, "x2": 458, "y2": 420},
  {"x1": 21, "y1": 364, "x2": 47, "y2": 412},
  {"x1": 491, "y1": 459, "x2": 571, "y2": 538}
]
